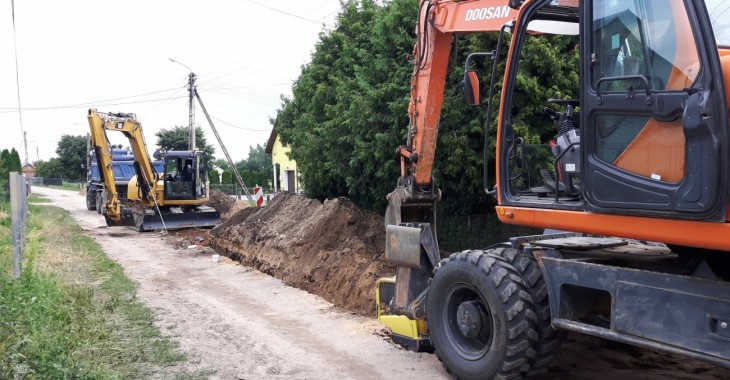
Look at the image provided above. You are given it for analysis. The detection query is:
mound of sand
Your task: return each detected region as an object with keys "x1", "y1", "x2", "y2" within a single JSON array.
[{"x1": 206, "y1": 192, "x2": 394, "y2": 316}]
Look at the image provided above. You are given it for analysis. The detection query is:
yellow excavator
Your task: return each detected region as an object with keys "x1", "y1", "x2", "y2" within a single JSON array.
[
  {"x1": 87, "y1": 108, "x2": 219, "y2": 231},
  {"x1": 378, "y1": 0, "x2": 730, "y2": 378}
]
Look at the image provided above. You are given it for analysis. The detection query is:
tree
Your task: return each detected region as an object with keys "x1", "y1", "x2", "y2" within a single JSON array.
[
  {"x1": 155, "y1": 126, "x2": 215, "y2": 159},
  {"x1": 236, "y1": 144, "x2": 271, "y2": 173},
  {"x1": 35, "y1": 158, "x2": 65, "y2": 178},
  {"x1": 8, "y1": 148, "x2": 21, "y2": 173},
  {"x1": 221, "y1": 170, "x2": 233, "y2": 184},
  {"x1": 56, "y1": 135, "x2": 87, "y2": 181},
  {"x1": 274, "y1": 0, "x2": 415, "y2": 210},
  {"x1": 273, "y1": 0, "x2": 579, "y2": 248},
  {"x1": 211, "y1": 158, "x2": 230, "y2": 171},
  {"x1": 0, "y1": 149, "x2": 9, "y2": 199},
  {"x1": 0, "y1": 148, "x2": 24, "y2": 200},
  {"x1": 235, "y1": 143, "x2": 273, "y2": 188},
  {"x1": 209, "y1": 169, "x2": 221, "y2": 184}
]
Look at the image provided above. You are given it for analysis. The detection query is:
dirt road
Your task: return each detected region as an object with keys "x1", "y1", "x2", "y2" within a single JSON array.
[
  {"x1": 34, "y1": 187, "x2": 728, "y2": 380},
  {"x1": 35, "y1": 187, "x2": 445, "y2": 379}
]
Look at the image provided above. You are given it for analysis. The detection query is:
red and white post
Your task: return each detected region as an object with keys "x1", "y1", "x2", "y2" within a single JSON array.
[{"x1": 253, "y1": 185, "x2": 263, "y2": 207}]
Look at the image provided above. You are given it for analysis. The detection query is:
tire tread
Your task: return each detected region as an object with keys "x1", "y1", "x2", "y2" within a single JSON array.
[
  {"x1": 488, "y1": 247, "x2": 563, "y2": 376},
  {"x1": 430, "y1": 249, "x2": 539, "y2": 379}
]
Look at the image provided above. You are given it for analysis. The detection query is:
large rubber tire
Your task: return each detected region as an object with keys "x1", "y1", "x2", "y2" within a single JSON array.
[
  {"x1": 487, "y1": 247, "x2": 562, "y2": 375},
  {"x1": 96, "y1": 192, "x2": 103, "y2": 214},
  {"x1": 86, "y1": 189, "x2": 96, "y2": 211},
  {"x1": 427, "y1": 250, "x2": 538, "y2": 380}
]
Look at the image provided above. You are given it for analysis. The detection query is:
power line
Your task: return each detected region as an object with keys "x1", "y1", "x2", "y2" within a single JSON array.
[
  {"x1": 10, "y1": 0, "x2": 24, "y2": 140},
  {"x1": 711, "y1": 4, "x2": 730, "y2": 25},
  {"x1": 303, "y1": 0, "x2": 338, "y2": 17},
  {"x1": 206, "y1": 89, "x2": 281, "y2": 107},
  {"x1": 194, "y1": 105, "x2": 271, "y2": 132},
  {"x1": 216, "y1": 86, "x2": 284, "y2": 99},
  {"x1": 197, "y1": 2, "x2": 339, "y2": 87},
  {"x1": 709, "y1": 1, "x2": 726, "y2": 18},
  {"x1": 198, "y1": 9, "x2": 338, "y2": 89},
  {"x1": 199, "y1": 82, "x2": 292, "y2": 91},
  {"x1": 243, "y1": 0, "x2": 321, "y2": 24},
  {"x1": 0, "y1": 85, "x2": 186, "y2": 111},
  {"x1": 138, "y1": 87, "x2": 188, "y2": 120},
  {"x1": 0, "y1": 95, "x2": 188, "y2": 114}
]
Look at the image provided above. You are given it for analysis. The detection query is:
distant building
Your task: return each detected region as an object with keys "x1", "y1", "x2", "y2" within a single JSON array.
[
  {"x1": 265, "y1": 129, "x2": 299, "y2": 193},
  {"x1": 21, "y1": 162, "x2": 36, "y2": 180}
]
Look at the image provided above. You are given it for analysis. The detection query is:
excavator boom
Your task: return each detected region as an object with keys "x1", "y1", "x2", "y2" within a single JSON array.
[{"x1": 400, "y1": 0, "x2": 521, "y2": 186}]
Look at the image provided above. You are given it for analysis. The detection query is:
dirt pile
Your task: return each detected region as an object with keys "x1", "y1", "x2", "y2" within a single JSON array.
[
  {"x1": 207, "y1": 189, "x2": 248, "y2": 220},
  {"x1": 164, "y1": 190, "x2": 247, "y2": 249},
  {"x1": 206, "y1": 192, "x2": 394, "y2": 316}
]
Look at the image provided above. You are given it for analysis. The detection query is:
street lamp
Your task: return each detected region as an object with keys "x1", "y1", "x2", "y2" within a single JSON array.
[
  {"x1": 169, "y1": 58, "x2": 197, "y2": 151},
  {"x1": 168, "y1": 58, "x2": 193, "y2": 73}
]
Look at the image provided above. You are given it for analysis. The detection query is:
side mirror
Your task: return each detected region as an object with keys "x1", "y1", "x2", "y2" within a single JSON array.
[{"x1": 464, "y1": 70, "x2": 481, "y2": 106}]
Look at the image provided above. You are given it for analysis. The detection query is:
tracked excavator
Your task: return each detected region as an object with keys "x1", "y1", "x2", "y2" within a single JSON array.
[
  {"x1": 87, "y1": 108, "x2": 219, "y2": 231},
  {"x1": 378, "y1": 0, "x2": 730, "y2": 378}
]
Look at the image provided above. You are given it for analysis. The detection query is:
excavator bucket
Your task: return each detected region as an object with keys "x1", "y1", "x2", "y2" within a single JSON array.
[
  {"x1": 132, "y1": 206, "x2": 220, "y2": 232},
  {"x1": 103, "y1": 208, "x2": 137, "y2": 228}
]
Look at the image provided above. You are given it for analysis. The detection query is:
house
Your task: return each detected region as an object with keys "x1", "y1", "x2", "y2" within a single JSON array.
[
  {"x1": 21, "y1": 162, "x2": 36, "y2": 180},
  {"x1": 265, "y1": 129, "x2": 299, "y2": 193}
]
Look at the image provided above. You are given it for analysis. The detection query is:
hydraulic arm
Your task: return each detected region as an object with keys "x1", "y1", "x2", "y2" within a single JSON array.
[{"x1": 87, "y1": 108, "x2": 159, "y2": 222}]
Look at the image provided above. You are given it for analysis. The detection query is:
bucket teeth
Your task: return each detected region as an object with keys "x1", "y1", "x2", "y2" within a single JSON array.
[{"x1": 104, "y1": 214, "x2": 137, "y2": 227}]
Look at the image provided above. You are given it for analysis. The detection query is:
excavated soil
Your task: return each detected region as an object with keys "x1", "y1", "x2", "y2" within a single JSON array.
[
  {"x1": 201, "y1": 191, "x2": 393, "y2": 316},
  {"x1": 207, "y1": 189, "x2": 248, "y2": 219}
]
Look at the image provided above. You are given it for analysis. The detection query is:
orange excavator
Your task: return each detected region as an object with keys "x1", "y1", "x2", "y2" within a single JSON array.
[{"x1": 378, "y1": 0, "x2": 730, "y2": 378}]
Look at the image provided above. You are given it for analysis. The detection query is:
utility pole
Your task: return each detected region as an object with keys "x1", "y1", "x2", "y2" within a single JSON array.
[
  {"x1": 23, "y1": 131, "x2": 28, "y2": 164},
  {"x1": 169, "y1": 58, "x2": 254, "y2": 204},
  {"x1": 187, "y1": 72, "x2": 197, "y2": 151},
  {"x1": 169, "y1": 58, "x2": 196, "y2": 150}
]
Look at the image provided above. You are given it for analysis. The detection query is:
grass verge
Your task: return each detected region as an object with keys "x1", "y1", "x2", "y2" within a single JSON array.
[
  {"x1": 0, "y1": 201, "x2": 196, "y2": 379},
  {"x1": 27, "y1": 195, "x2": 51, "y2": 203}
]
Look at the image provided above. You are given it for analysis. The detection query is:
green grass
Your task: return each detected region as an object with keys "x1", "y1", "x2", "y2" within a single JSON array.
[
  {"x1": 27, "y1": 194, "x2": 50, "y2": 203},
  {"x1": 0, "y1": 203, "x2": 204, "y2": 379}
]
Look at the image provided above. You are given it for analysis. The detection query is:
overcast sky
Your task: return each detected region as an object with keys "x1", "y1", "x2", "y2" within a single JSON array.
[{"x1": 0, "y1": 0, "x2": 341, "y2": 164}]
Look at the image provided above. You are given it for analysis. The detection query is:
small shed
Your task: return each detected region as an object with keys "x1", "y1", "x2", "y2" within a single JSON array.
[{"x1": 265, "y1": 129, "x2": 299, "y2": 193}]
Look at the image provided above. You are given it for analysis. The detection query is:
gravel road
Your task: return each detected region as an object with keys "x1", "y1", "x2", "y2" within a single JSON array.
[{"x1": 34, "y1": 187, "x2": 446, "y2": 379}]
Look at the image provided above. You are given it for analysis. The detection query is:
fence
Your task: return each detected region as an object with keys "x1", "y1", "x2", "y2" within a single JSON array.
[
  {"x1": 30, "y1": 177, "x2": 83, "y2": 190},
  {"x1": 436, "y1": 211, "x2": 542, "y2": 253},
  {"x1": 211, "y1": 183, "x2": 272, "y2": 197},
  {"x1": 9, "y1": 172, "x2": 28, "y2": 279}
]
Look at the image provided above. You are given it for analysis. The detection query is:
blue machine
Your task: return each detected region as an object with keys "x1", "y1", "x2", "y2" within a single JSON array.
[{"x1": 86, "y1": 147, "x2": 163, "y2": 211}]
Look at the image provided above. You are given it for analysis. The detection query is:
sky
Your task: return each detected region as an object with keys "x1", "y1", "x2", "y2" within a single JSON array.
[{"x1": 0, "y1": 0, "x2": 342, "y2": 164}]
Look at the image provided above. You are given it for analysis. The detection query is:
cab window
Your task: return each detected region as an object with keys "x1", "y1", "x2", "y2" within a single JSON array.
[{"x1": 591, "y1": 0, "x2": 701, "y2": 91}]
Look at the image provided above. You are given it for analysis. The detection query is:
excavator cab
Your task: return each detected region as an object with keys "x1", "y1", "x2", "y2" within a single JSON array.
[
  {"x1": 466, "y1": 0, "x2": 730, "y2": 224},
  {"x1": 163, "y1": 150, "x2": 210, "y2": 201}
]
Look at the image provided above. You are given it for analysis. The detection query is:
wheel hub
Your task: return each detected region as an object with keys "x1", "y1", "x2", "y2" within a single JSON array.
[{"x1": 456, "y1": 300, "x2": 489, "y2": 338}]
